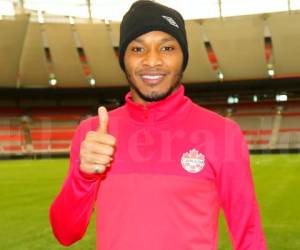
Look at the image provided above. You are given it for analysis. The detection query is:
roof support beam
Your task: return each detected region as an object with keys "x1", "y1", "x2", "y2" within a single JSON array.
[
  {"x1": 86, "y1": 0, "x2": 93, "y2": 23},
  {"x1": 218, "y1": 0, "x2": 223, "y2": 19},
  {"x1": 13, "y1": 0, "x2": 25, "y2": 14}
]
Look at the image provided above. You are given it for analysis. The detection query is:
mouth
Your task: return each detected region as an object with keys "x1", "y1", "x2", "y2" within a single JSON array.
[{"x1": 139, "y1": 73, "x2": 166, "y2": 85}]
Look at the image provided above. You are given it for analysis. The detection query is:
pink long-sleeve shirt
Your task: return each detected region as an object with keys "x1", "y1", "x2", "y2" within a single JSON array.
[{"x1": 50, "y1": 85, "x2": 267, "y2": 250}]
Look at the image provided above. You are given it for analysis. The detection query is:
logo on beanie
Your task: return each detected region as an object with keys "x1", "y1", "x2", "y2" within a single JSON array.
[
  {"x1": 162, "y1": 15, "x2": 179, "y2": 28},
  {"x1": 181, "y1": 149, "x2": 205, "y2": 173}
]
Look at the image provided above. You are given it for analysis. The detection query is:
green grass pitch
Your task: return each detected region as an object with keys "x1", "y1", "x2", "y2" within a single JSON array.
[{"x1": 0, "y1": 154, "x2": 299, "y2": 250}]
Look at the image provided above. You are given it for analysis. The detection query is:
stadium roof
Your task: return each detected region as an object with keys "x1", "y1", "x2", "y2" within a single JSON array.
[{"x1": 1, "y1": 0, "x2": 300, "y2": 88}]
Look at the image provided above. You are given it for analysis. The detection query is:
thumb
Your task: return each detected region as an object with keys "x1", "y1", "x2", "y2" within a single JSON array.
[{"x1": 98, "y1": 106, "x2": 109, "y2": 133}]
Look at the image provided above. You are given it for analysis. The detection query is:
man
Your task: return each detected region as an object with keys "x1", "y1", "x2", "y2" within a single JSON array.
[{"x1": 50, "y1": 1, "x2": 267, "y2": 249}]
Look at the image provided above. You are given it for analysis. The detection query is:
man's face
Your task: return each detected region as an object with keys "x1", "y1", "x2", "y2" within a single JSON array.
[{"x1": 124, "y1": 31, "x2": 184, "y2": 104}]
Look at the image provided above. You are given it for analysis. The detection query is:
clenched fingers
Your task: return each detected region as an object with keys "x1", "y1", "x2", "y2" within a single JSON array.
[
  {"x1": 80, "y1": 152, "x2": 112, "y2": 166},
  {"x1": 85, "y1": 131, "x2": 116, "y2": 146},
  {"x1": 81, "y1": 141, "x2": 115, "y2": 157}
]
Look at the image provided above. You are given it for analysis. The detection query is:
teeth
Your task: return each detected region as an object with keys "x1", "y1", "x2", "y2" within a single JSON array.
[{"x1": 142, "y1": 75, "x2": 163, "y2": 80}]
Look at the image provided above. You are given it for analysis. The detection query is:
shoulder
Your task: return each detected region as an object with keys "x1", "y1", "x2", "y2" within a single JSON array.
[
  {"x1": 188, "y1": 102, "x2": 243, "y2": 136},
  {"x1": 189, "y1": 102, "x2": 228, "y2": 125},
  {"x1": 107, "y1": 105, "x2": 127, "y2": 118}
]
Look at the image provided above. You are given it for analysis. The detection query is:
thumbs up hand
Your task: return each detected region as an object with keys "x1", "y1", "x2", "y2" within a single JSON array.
[{"x1": 79, "y1": 106, "x2": 116, "y2": 174}]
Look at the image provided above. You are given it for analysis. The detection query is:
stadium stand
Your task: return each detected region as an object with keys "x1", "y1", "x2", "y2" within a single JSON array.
[
  {"x1": 29, "y1": 107, "x2": 89, "y2": 154},
  {"x1": 0, "y1": 107, "x2": 90, "y2": 157},
  {"x1": 229, "y1": 103, "x2": 277, "y2": 150},
  {"x1": 277, "y1": 102, "x2": 300, "y2": 149},
  {"x1": 0, "y1": 108, "x2": 24, "y2": 155},
  {"x1": 1, "y1": 100, "x2": 299, "y2": 158},
  {"x1": 230, "y1": 102, "x2": 300, "y2": 150}
]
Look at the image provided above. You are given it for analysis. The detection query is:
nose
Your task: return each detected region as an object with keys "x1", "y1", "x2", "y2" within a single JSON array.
[{"x1": 142, "y1": 49, "x2": 163, "y2": 67}]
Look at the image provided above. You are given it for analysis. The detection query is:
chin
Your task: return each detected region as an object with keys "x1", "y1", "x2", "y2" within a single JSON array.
[{"x1": 139, "y1": 87, "x2": 176, "y2": 102}]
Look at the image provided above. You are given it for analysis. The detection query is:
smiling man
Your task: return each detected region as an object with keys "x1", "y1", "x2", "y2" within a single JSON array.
[
  {"x1": 124, "y1": 31, "x2": 183, "y2": 103},
  {"x1": 50, "y1": 1, "x2": 267, "y2": 250}
]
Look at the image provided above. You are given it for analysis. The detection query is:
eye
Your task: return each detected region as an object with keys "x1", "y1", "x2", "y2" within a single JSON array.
[
  {"x1": 131, "y1": 46, "x2": 144, "y2": 53},
  {"x1": 161, "y1": 46, "x2": 174, "y2": 52}
]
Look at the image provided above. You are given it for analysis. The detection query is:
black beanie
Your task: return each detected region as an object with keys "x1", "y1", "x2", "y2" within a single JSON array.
[{"x1": 119, "y1": 0, "x2": 189, "y2": 72}]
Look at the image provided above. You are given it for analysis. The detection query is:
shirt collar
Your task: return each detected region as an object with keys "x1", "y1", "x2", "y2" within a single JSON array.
[{"x1": 125, "y1": 85, "x2": 189, "y2": 123}]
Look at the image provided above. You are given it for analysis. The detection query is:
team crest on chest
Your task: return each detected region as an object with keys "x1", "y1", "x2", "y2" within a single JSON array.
[{"x1": 181, "y1": 149, "x2": 205, "y2": 173}]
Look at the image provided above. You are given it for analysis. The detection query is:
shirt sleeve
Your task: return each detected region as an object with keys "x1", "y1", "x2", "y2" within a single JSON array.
[
  {"x1": 217, "y1": 120, "x2": 267, "y2": 250},
  {"x1": 49, "y1": 119, "x2": 103, "y2": 246}
]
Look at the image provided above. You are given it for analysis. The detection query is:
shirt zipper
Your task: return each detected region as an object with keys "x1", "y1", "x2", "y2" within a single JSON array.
[{"x1": 143, "y1": 105, "x2": 149, "y2": 120}]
